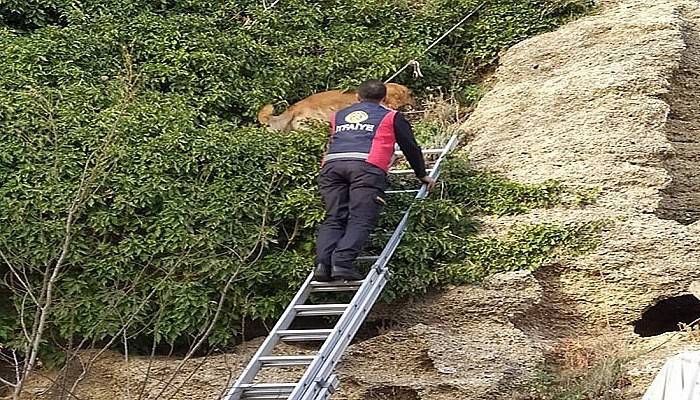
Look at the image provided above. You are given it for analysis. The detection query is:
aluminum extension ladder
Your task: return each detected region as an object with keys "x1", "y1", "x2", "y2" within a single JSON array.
[{"x1": 224, "y1": 135, "x2": 459, "y2": 400}]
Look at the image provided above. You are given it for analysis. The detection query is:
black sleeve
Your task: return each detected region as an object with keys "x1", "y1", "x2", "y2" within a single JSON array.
[{"x1": 394, "y1": 113, "x2": 427, "y2": 178}]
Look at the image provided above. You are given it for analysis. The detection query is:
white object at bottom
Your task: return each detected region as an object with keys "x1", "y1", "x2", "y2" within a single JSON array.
[{"x1": 643, "y1": 351, "x2": 700, "y2": 400}]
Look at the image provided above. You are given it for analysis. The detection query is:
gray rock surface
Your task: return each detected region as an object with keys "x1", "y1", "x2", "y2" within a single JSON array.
[{"x1": 463, "y1": 0, "x2": 700, "y2": 396}]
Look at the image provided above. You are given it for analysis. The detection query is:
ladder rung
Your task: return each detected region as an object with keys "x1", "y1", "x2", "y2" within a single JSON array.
[
  {"x1": 259, "y1": 355, "x2": 316, "y2": 367},
  {"x1": 385, "y1": 189, "x2": 420, "y2": 194},
  {"x1": 310, "y1": 283, "x2": 363, "y2": 292},
  {"x1": 277, "y1": 329, "x2": 333, "y2": 341},
  {"x1": 389, "y1": 168, "x2": 434, "y2": 174},
  {"x1": 310, "y1": 280, "x2": 364, "y2": 288},
  {"x1": 394, "y1": 148, "x2": 443, "y2": 156},
  {"x1": 310, "y1": 280, "x2": 364, "y2": 292},
  {"x1": 294, "y1": 304, "x2": 348, "y2": 316},
  {"x1": 239, "y1": 383, "x2": 296, "y2": 399}
]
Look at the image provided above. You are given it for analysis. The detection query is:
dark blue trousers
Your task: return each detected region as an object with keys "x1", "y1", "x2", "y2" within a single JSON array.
[{"x1": 315, "y1": 160, "x2": 387, "y2": 269}]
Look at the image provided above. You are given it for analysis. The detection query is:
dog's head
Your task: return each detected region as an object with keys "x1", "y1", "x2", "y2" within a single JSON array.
[{"x1": 384, "y1": 83, "x2": 416, "y2": 110}]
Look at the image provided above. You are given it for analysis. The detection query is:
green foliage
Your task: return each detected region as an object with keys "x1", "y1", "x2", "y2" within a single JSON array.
[
  {"x1": 381, "y1": 202, "x2": 603, "y2": 300},
  {"x1": 456, "y1": 83, "x2": 485, "y2": 106},
  {"x1": 412, "y1": 122, "x2": 459, "y2": 148},
  {"x1": 368, "y1": 155, "x2": 603, "y2": 300},
  {"x1": 529, "y1": 358, "x2": 628, "y2": 400},
  {"x1": 0, "y1": 0, "x2": 594, "y2": 357},
  {"x1": 0, "y1": 0, "x2": 65, "y2": 31},
  {"x1": 0, "y1": 290, "x2": 16, "y2": 347},
  {"x1": 443, "y1": 156, "x2": 564, "y2": 215},
  {"x1": 0, "y1": 83, "x2": 328, "y2": 346},
  {"x1": 0, "y1": 0, "x2": 593, "y2": 120}
]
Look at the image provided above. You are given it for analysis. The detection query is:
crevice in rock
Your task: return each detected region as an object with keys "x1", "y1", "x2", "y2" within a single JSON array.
[
  {"x1": 656, "y1": 16, "x2": 700, "y2": 224},
  {"x1": 415, "y1": 349, "x2": 436, "y2": 372},
  {"x1": 633, "y1": 294, "x2": 700, "y2": 337}
]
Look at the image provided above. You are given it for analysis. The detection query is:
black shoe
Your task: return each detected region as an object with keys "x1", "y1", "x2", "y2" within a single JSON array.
[
  {"x1": 331, "y1": 265, "x2": 364, "y2": 281},
  {"x1": 313, "y1": 263, "x2": 331, "y2": 282}
]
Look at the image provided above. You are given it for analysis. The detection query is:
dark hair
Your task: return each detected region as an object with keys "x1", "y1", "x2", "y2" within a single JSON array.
[{"x1": 357, "y1": 80, "x2": 387, "y2": 102}]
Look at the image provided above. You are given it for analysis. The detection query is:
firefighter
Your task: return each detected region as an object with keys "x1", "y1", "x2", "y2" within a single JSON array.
[{"x1": 314, "y1": 80, "x2": 434, "y2": 281}]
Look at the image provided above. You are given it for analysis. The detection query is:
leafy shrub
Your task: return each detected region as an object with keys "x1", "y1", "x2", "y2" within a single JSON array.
[
  {"x1": 0, "y1": 109, "x2": 602, "y2": 352},
  {"x1": 0, "y1": 0, "x2": 593, "y2": 119},
  {"x1": 0, "y1": 0, "x2": 595, "y2": 357},
  {"x1": 0, "y1": 81, "x2": 328, "y2": 347},
  {"x1": 442, "y1": 156, "x2": 563, "y2": 215},
  {"x1": 380, "y1": 200, "x2": 603, "y2": 300}
]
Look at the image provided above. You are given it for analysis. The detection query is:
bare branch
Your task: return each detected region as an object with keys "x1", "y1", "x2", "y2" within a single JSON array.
[
  {"x1": 19, "y1": 294, "x2": 31, "y2": 344},
  {"x1": 0, "y1": 249, "x2": 38, "y2": 306},
  {"x1": 12, "y1": 350, "x2": 19, "y2": 387},
  {"x1": 136, "y1": 309, "x2": 162, "y2": 400},
  {"x1": 0, "y1": 375, "x2": 17, "y2": 388},
  {"x1": 216, "y1": 352, "x2": 236, "y2": 400},
  {"x1": 10, "y1": 51, "x2": 144, "y2": 398},
  {"x1": 68, "y1": 251, "x2": 192, "y2": 395},
  {"x1": 123, "y1": 328, "x2": 131, "y2": 400},
  {"x1": 149, "y1": 175, "x2": 282, "y2": 399},
  {"x1": 149, "y1": 268, "x2": 242, "y2": 399}
]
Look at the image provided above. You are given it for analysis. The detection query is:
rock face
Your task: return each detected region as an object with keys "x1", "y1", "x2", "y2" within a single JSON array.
[
  {"x1": 338, "y1": 271, "x2": 544, "y2": 399},
  {"x1": 463, "y1": 0, "x2": 700, "y2": 396},
  {"x1": 21, "y1": 0, "x2": 700, "y2": 399}
]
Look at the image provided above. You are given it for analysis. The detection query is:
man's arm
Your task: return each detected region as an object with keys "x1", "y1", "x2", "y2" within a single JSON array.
[{"x1": 394, "y1": 113, "x2": 435, "y2": 190}]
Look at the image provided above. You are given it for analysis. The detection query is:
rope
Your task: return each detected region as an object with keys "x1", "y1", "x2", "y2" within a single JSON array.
[
  {"x1": 384, "y1": 1, "x2": 487, "y2": 83},
  {"x1": 263, "y1": 0, "x2": 281, "y2": 11},
  {"x1": 244, "y1": 0, "x2": 283, "y2": 27}
]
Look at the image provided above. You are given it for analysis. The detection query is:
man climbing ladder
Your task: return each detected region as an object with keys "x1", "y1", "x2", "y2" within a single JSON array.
[
  {"x1": 314, "y1": 80, "x2": 435, "y2": 281},
  {"x1": 224, "y1": 86, "x2": 457, "y2": 400}
]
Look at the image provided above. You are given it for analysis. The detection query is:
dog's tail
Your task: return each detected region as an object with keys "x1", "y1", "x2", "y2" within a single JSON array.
[{"x1": 257, "y1": 104, "x2": 275, "y2": 125}]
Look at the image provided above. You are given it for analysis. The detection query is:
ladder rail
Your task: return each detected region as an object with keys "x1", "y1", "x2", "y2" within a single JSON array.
[
  {"x1": 368, "y1": 134, "x2": 459, "y2": 272},
  {"x1": 225, "y1": 274, "x2": 315, "y2": 400},
  {"x1": 298, "y1": 268, "x2": 389, "y2": 400},
  {"x1": 310, "y1": 375, "x2": 339, "y2": 400},
  {"x1": 288, "y1": 267, "x2": 387, "y2": 400},
  {"x1": 297, "y1": 136, "x2": 459, "y2": 400}
]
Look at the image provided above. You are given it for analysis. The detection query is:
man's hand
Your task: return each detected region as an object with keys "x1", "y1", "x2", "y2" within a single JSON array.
[{"x1": 420, "y1": 176, "x2": 436, "y2": 192}]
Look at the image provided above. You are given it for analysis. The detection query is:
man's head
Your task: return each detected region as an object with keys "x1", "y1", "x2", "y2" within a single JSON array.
[{"x1": 356, "y1": 80, "x2": 387, "y2": 103}]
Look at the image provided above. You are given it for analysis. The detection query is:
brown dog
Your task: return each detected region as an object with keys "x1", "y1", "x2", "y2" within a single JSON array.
[{"x1": 257, "y1": 83, "x2": 416, "y2": 132}]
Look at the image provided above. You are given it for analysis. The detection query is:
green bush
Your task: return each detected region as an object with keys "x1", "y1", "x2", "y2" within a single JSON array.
[
  {"x1": 0, "y1": 0, "x2": 593, "y2": 119},
  {"x1": 0, "y1": 0, "x2": 594, "y2": 356},
  {"x1": 380, "y1": 199, "x2": 602, "y2": 300},
  {"x1": 0, "y1": 88, "x2": 328, "y2": 346},
  {"x1": 442, "y1": 156, "x2": 563, "y2": 215}
]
